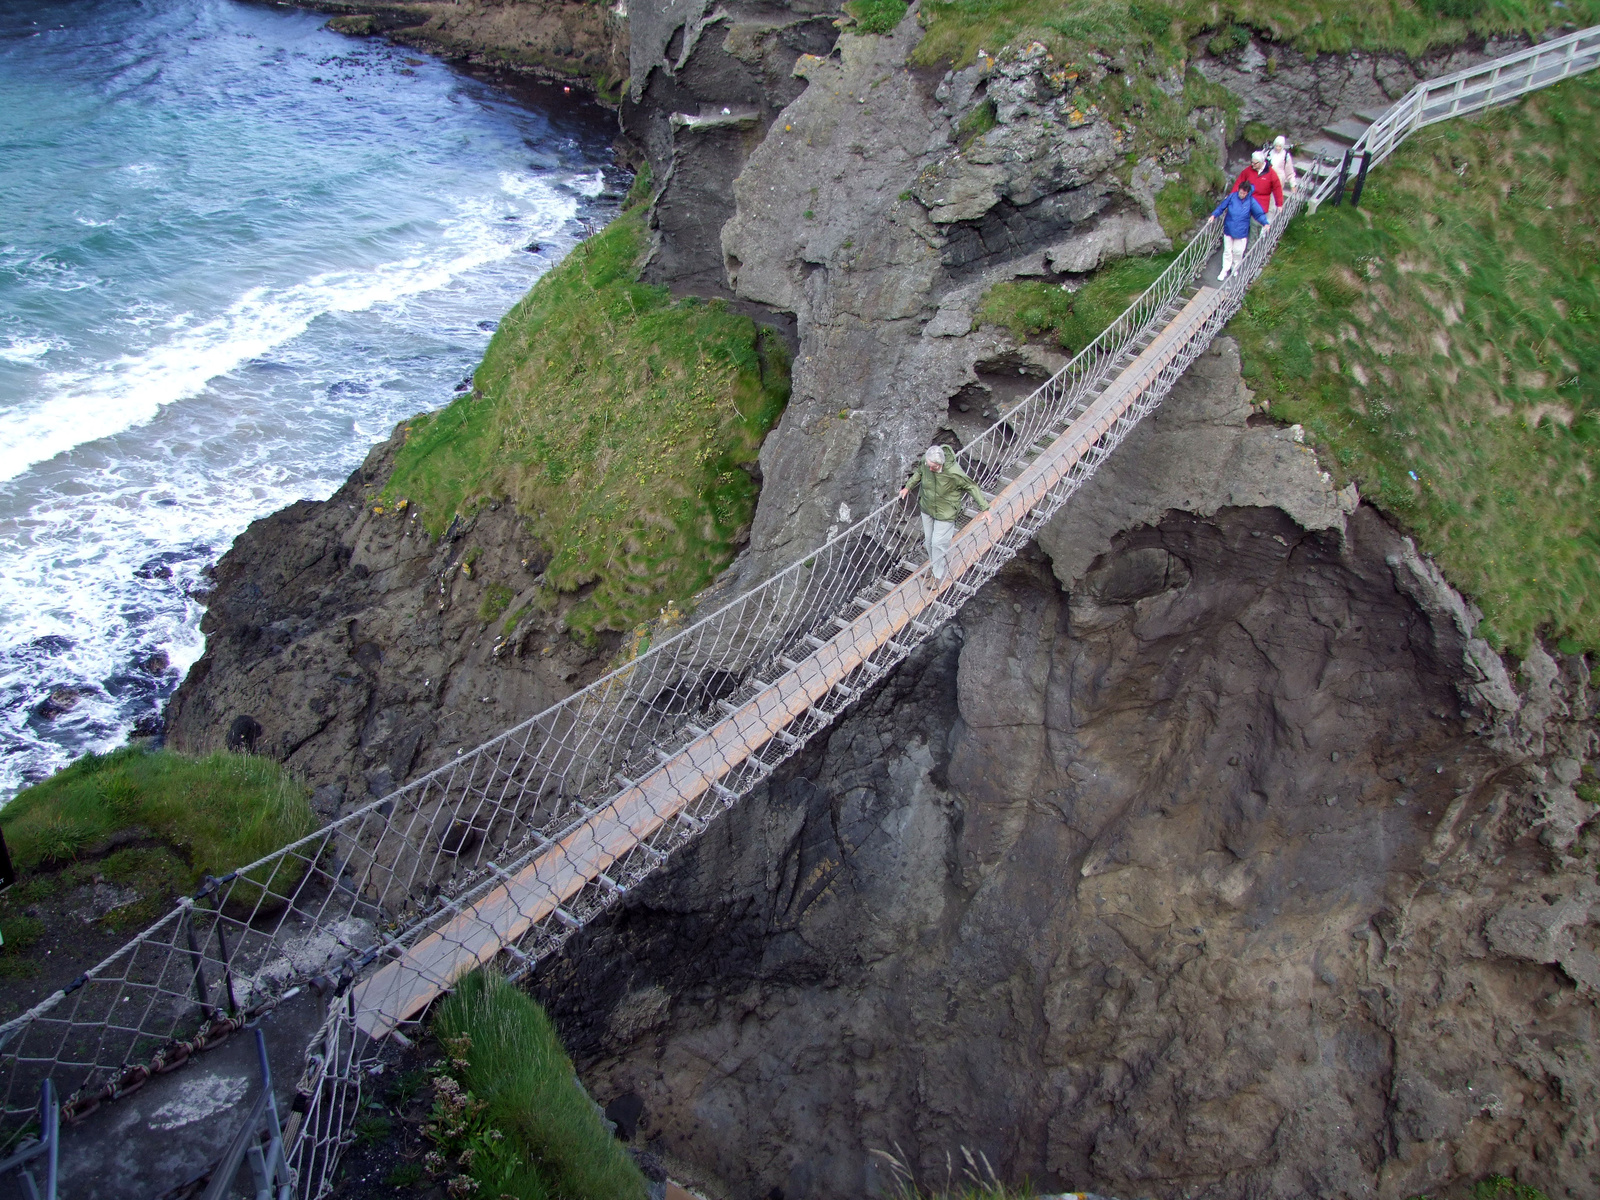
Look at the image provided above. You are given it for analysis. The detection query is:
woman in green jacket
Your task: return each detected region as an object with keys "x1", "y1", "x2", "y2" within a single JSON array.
[{"x1": 899, "y1": 445, "x2": 989, "y2": 580}]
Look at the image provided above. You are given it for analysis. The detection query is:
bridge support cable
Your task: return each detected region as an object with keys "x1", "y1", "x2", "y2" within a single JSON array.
[{"x1": 1, "y1": 27, "x2": 1596, "y2": 1196}]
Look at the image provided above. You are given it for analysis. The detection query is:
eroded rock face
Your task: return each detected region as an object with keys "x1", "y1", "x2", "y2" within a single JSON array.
[
  {"x1": 622, "y1": 0, "x2": 842, "y2": 296},
  {"x1": 537, "y1": 345, "x2": 1600, "y2": 1200},
  {"x1": 164, "y1": 432, "x2": 602, "y2": 817},
  {"x1": 720, "y1": 29, "x2": 1173, "y2": 577},
  {"x1": 1193, "y1": 34, "x2": 1532, "y2": 141},
  {"x1": 546, "y1": 508, "x2": 1600, "y2": 1200}
]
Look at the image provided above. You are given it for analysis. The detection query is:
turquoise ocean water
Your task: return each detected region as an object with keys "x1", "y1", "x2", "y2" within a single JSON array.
[{"x1": 0, "y1": 0, "x2": 619, "y2": 795}]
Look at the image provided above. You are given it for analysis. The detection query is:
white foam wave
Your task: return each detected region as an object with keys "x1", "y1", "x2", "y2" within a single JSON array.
[
  {"x1": 0, "y1": 191, "x2": 566, "y2": 484},
  {"x1": 0, "y1": 336, "x2": 58, "y2": 364},
  {"x1": 571, "y1": 169, "x2": 605, "y2": 198}
]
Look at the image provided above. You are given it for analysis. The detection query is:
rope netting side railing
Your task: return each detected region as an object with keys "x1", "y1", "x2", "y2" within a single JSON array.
[
  {"x1": 0, "y1": 149, "x2": 1307, "y2": 1195},
  {"x1": 282, "y1": 189, "x2": 1314, "y2": 1196}
]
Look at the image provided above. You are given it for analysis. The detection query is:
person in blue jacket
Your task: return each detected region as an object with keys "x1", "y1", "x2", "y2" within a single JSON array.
[{"x1": 1207, "y1": 178, "x2": 1271, "y2": 282}]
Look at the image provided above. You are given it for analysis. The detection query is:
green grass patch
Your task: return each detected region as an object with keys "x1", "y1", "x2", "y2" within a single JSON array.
[
  {"x1": 479, "y1": 582, "x2": 515, "y2": 624},
  {"x1": 847, "y1": 0, "x2": 910, "y2": 34},
  {"x1": 955, "y1": 97, "x2": 998, "y2": 147},
  {"x1": 428, "y1": 970, "x2": 649, "y2": 1200},
  {"x1": 0, "y1": 914, "x2": 44, "y2": 977},
  {"x1": 975, "y1": 252, "x2": 1174, "y2": 350},
  {"x1": 1472, "y1": 1176, "x2": 1551, "y2": 1200},
  {"x1": 1233, "y1": 72, "x2": 1600, "y2": 654},
  {"x1": 912, "y1": 0, "x2": 1600, "y2": 72},
  {"x1": 383, "y1": 205, "x2": 790, "y2": 644},
  {"x1": 503, "y1": 602, "x2": 534, "y2": 634},
  {"x1": 621, "y1": 160, "x2": 653, "y2": 210},
  {"x1": 353, "y1": 1115, "x2": 393, "y2": 1148},
  {"x1": 0, "y1": 746, "x2": 316, "y2": 893}
]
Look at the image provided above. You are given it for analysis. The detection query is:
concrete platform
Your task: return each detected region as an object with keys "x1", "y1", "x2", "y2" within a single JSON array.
[
  {"x1": 1320, "y1": 117, "x2": 1373, "y2": 143},
  {"x1": 55, "y1": 989, "x2": 326, "y2": 1199}
]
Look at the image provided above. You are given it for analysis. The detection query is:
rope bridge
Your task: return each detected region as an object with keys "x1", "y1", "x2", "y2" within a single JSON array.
[{"x1": 0, "y1": 24, "x2": 1593, "y2": 1197}]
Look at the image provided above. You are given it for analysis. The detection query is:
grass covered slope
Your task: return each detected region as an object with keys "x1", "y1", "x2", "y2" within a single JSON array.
[
  {"x1": 1234, "y1": 72, "x2": 1600, "y2": 653},
  {"x1": 0, "y1": 747, "x2": 315, "y2": 978},
  {"x1": 0, "y1": 745, "x2": 314, "y2": 880},
  {"x1": 428, "y1": 970, "x2": 649, "y2": 1200},
  {"x1": 977, "y1": 255, "x2": 1176, "y2": 352},
  {"x1": 914, "y1": 0, "x2": 1600, "y2": 69},
  {"x1": 384, "y1": 204, "x2": 790, "y2": 643}
]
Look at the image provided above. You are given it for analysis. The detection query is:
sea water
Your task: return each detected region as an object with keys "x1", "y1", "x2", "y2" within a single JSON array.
[{"x1": 0, "y1": 0, "x2": 621, "y2": 796}]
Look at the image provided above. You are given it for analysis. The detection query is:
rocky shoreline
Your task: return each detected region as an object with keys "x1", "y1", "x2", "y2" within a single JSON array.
[{"x1": 253, "y1": 0, "x2": 630, "y2": 99}]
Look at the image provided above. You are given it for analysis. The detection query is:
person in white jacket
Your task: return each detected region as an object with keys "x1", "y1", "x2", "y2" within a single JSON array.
[{"x1": 1269, "y1": 135, "x2": 1298, "y2": 207}]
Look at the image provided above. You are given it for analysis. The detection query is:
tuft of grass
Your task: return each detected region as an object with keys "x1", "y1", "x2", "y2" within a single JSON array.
[
  {"x1": 847, "y1": 0, "x2": 910, "y2": 34},
  {"x1": 383, "y1": 206, "x2": 790, "y2": 644},
  {"x1": 975, "y1": 252, "x2": 1174, "y2": 351},
  {"x1": 621, "y1": 160, "x2": 653, "y2": 210},
  {"x1": 352, "y1": 1115, "x2": 392, "y2": 1147},
  {"x1": 431, "y1": 970, "x2": 649, "y2": 1200},
  {"x1": 874, "y1": 1145, "x2": 1037, "y2": 1199},
  {"x1": 503, "y1": 602, "x2": 534, "y2": 634},
  {"x1": 955, "y1": 97, "x2": 998, "y2": 147},
  {"x1": 0, "y1": 746, "x2": 316, "y2": 894},
  {"x1": 1473, "y1": 1176, "x2": 1551, "y2": 1200},
  {"x1": 1233, "y1": 72, "x2": 1600, "y2": 654},
  {"x1": 479, "y1": 582, "x2": 515, "y2": 624}
]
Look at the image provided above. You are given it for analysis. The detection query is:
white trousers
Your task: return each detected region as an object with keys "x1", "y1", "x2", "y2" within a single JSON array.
[
  {"x1": 921, "y1": 513, "x2": 956, "y2": 580},
  {"x1": 1219, "y1": 234, "x2": 1248, "y2": 280}
]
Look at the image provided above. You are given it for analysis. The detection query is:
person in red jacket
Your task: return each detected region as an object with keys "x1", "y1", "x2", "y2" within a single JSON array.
[{"x1": 1234, "y1": 150, "x2": 1284, "y2": 215}]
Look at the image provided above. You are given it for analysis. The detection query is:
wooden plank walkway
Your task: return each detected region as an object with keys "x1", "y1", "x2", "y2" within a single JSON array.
[{"x1": 349, "y1": 283, "x2": 1227, "y2": 1038}]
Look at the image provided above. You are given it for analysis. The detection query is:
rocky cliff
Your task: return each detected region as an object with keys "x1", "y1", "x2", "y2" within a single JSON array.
[
  {"x1": 163, "y1": 430, "x2": 617, "y2": 817},
  {"x1": 169, "y1": 6, "x2": 1600, "y2": 1198},
  {"x1": 539, "y1": 341, "x2": 1600, "y2": 1200}
]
